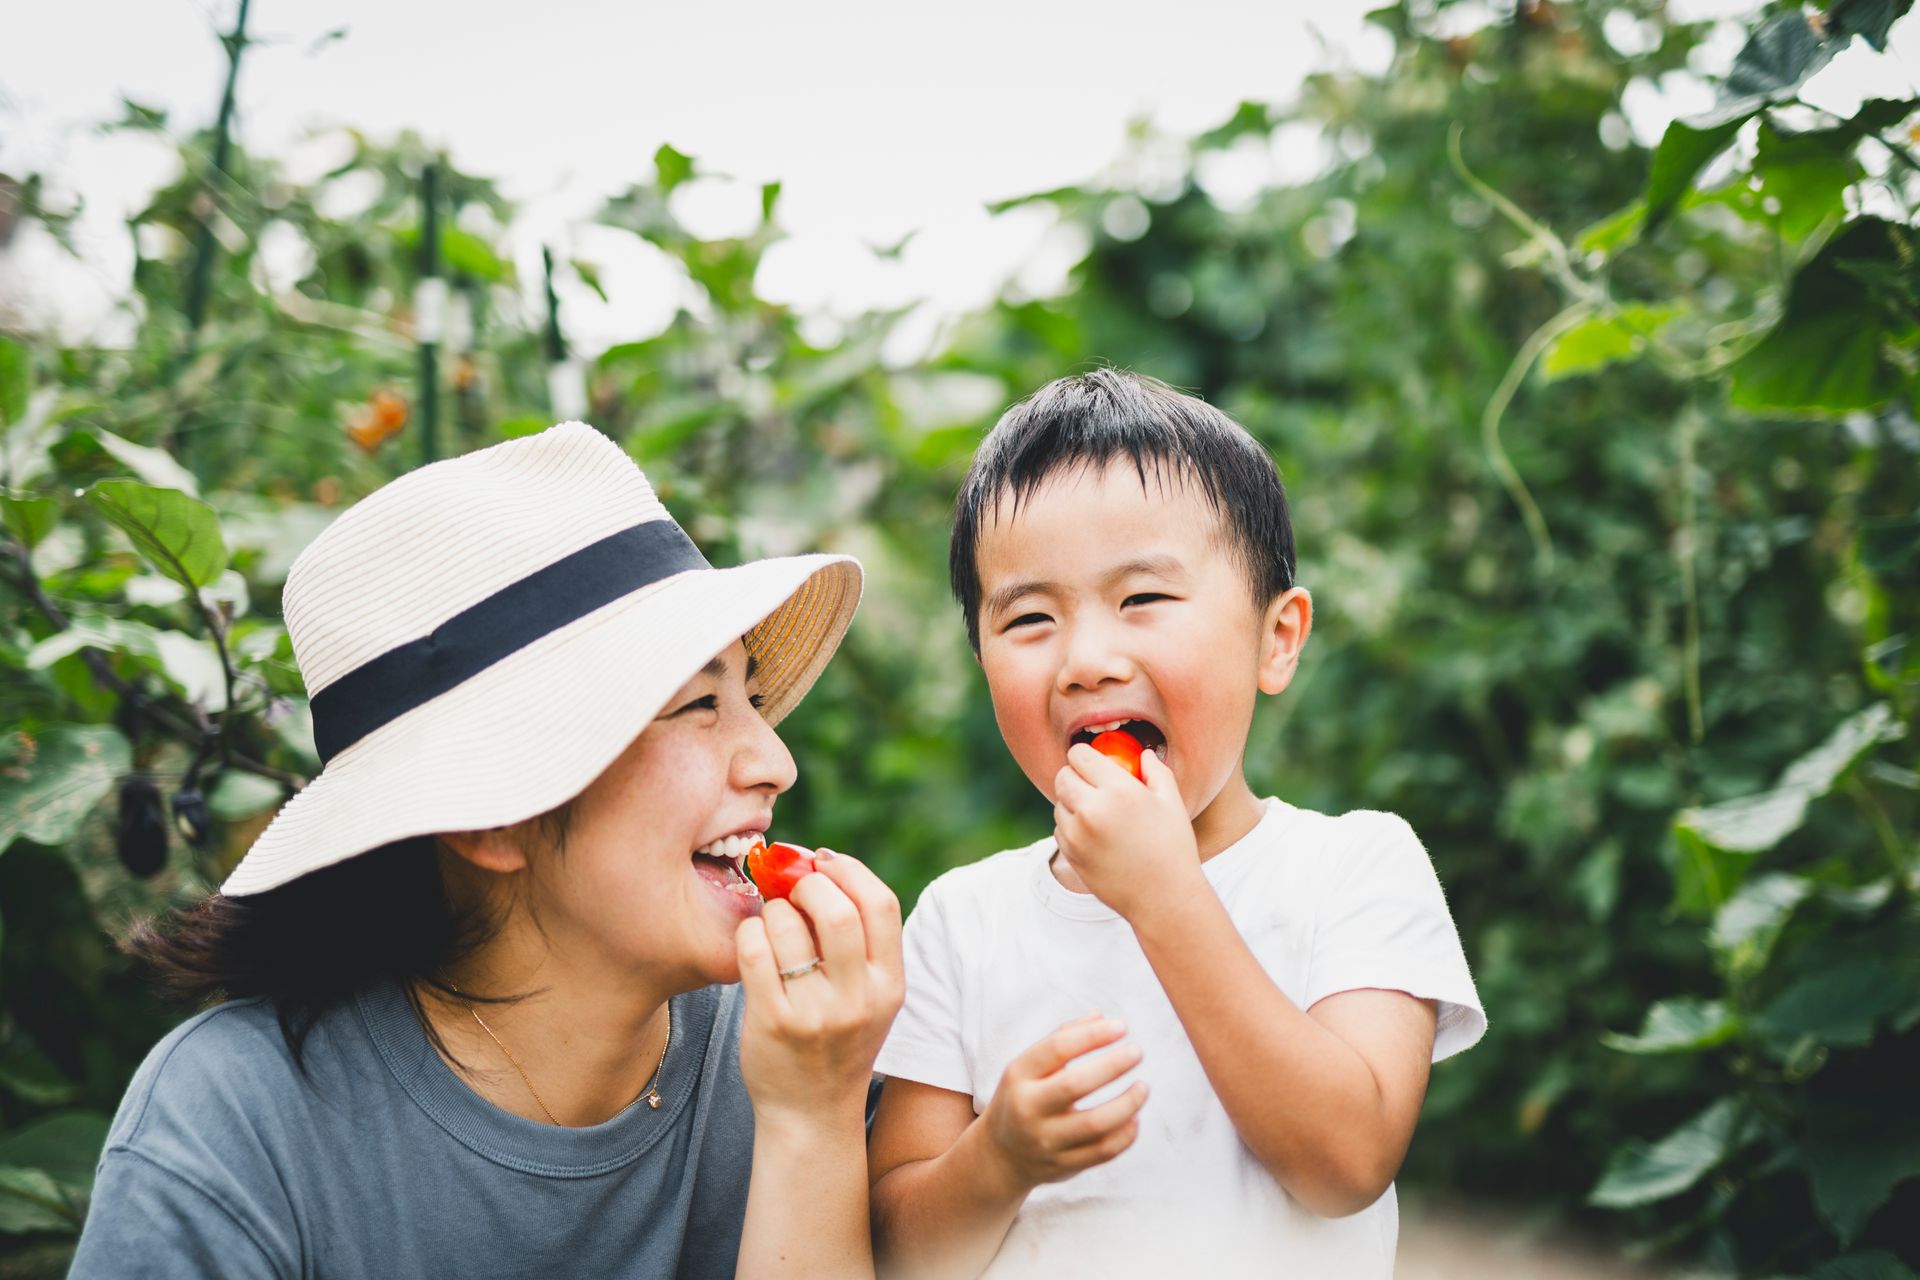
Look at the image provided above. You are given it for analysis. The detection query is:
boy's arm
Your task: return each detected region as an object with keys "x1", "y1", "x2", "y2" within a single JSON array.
[
  {"x1": 870, "y1": 1019, "x2": 1146, "y2": 1280},
  {"x1": 1131, "y1": 888, "x2": 1436, "y2": 1217},
  {"x1": 1053, "y1": 747, "x2": 1437, "y2": 1218}
]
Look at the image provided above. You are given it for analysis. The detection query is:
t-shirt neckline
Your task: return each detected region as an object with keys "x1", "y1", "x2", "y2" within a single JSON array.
[
  {"x1": 1029, "y1": 796, "x2": 1291, "y2": 922},
  {"x1": 356, "y1": 976, "x2": 708, "y2": 1177}
]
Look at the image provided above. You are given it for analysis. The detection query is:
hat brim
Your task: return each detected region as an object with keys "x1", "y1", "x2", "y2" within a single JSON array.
[{"x1": 221, "y1": 553, "x2": 860, "y2": 896}]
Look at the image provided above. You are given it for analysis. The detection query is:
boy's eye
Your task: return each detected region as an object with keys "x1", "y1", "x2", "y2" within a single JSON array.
[
  {"x1": 1004, "y1": 612, "x2": 1050, "y2": 631},
  {"x1": 1123, "y1": 593, "x2": 1171, "y2": 607}
]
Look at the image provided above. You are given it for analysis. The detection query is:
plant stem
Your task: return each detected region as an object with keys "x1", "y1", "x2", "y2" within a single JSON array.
[
  {"x1": 1678, "y1": 407, "x2": 1705, "y2": 744},
  {"x1": 1481, "y1": 303, "x2": 1588, "y2": 576}
]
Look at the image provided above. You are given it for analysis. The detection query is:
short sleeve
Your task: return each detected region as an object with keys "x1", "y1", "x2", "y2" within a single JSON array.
[
  {"x1": 1303, "y1": 813, "x2": 1486, "y2": 1062},
  {"x1": 70, "y1": 1148, "x2": 291, "y2": 1279},
  {"x1": 873, "y1": 878, "x2": 974, "y2": 1095}
]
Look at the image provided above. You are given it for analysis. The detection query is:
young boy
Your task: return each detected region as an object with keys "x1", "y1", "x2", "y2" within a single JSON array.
[{"x1": 869, "y1": 371, "x2": 1484, "y2": 1278}]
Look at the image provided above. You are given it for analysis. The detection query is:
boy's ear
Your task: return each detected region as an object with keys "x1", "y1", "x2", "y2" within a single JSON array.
[
  {"x1": 1256, "y1": 587, "x2": 1312, "y2": 696},
  {"x1": 441, "y1": 827, "x2": 533, "y2": 875}
]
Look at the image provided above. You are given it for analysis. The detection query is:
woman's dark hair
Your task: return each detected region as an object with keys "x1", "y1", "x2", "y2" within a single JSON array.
[
  {"x1": 949, "y1": 368, "x2": 1297, "y2": 652},
  {"x1": 125, "y1": 805, "x2": 571, "y2": 1070}
]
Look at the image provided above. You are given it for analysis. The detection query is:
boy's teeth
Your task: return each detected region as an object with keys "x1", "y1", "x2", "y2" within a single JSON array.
[
  {"x1": 693, "y1": 833, "x2": 760, "y2": 860},
  {"x1": 1085, "y1": 720, "x2": 1128, "y2": 735}
]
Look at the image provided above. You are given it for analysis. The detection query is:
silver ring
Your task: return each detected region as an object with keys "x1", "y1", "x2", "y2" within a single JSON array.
[{"x1": 777, "y1": 957, "x2": 822, "y2": 980}]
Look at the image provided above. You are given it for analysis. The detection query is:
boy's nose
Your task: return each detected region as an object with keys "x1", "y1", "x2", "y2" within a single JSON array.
[{"x1": 1055, "y1": 620, "x2": 1136, "y2": 693}]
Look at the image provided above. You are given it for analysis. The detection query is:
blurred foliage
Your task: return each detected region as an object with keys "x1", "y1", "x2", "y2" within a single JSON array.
[{"x1": 1, "y1": 0, "x2": 1918, "y2": 1275}]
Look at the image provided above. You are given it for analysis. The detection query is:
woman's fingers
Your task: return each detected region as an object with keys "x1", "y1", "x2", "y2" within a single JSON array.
[
  {"x1": 809, "y1": 851, "x2": 904, "y2": 975},
  {"x1": 734, "y1": 917, "x2": 791, "y2": 1014},
  {"x1": 785, "y1": 870, "x2": 865, "y2": 999},
  {"x1": 758, "y1": 898, "x2": 821, "y2": 983}
]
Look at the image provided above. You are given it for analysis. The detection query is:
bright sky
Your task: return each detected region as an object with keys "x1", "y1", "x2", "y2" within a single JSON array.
[{"x1": 3, "y1": 0, "x2": 1915, "y2": 357}]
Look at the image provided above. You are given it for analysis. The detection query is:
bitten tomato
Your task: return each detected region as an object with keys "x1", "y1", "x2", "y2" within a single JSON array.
[
  {"x1": 745, "y1": 839, "x2": 817, "y2": 902},
  {"x1": 1089, "y1": 729, "x2": 1145, "y2": 781}
]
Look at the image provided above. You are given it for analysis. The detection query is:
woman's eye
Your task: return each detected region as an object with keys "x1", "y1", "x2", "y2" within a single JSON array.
[
  {"x1": 675, "y1": 694, "x2": 720, "y2": 716},
  {"x1": 748, "y1": 693, "x2": 767, "y2": 711}
]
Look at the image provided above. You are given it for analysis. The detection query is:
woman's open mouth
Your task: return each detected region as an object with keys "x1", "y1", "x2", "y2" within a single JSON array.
[
  {"x1": 691, "y1": 834, "x2": 761, "y2": 898},
  {"x1": 1069, "y1": 718, "x2": 1169, "y2": 761}
]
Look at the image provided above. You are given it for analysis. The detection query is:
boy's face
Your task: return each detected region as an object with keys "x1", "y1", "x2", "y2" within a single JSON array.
[{"x1": 972, "y1": 460, "x2": 1309, "y2": 852}]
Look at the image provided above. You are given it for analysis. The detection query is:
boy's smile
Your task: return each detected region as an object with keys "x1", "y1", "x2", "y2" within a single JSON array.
[{"x1": 972, "y1": 460, "x2": 1310, "y2": 860}]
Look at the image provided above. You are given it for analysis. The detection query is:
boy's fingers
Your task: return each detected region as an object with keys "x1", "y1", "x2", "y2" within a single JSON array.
[
  {"x1": 1052, "y1": 766, "x2": 1090, "y2": 813},
  {"x1": 1038, "y1": 1041, "x2": 1142, "y2": 1111},
  {"x1": 1055, "y1": 1081, "x2": 1150, "y2": 1148},
  {"x1": 1138, "y1": 747, "x2": 1178, "y2": 798},
  {"x1": 1009, "y1": 1015, "x2": 1126, "y2": 1083}
]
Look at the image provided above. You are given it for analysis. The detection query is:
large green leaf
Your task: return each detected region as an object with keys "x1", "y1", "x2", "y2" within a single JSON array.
[
  {"x1": 1828, "y1": 0, "x2": 1916, "y2": 51},
  {"x1": 84, "y1": 480, "x2": 228, "y2": 589},
  {"x1": 1755, "y1": 911, "x2": 1920, "y2": 1048},
  {"x1": 1754, "y1": 121, "x2": 1863, "y2": 239},
  {"x1": 1728, "y1": 218, "x2": 1918, "y2": 413},
  {"x1": 1541, "y1": 305, "x2": 1677, "y2": 380},
  {"x1": 0, "y1": 337, "x2": 26, "y2": 428},
  {"x1": 27, "y1": 619, "x2": 228, "y2": 712},
  {"x1": 1602, "y1": 998, "x2": 1738, "y2": 1055},
  {"x1": 0, "y1": 726, "x2": 130, "y2": 854},
  {"x1": 1711, "y1": 873, "x2": 1814, "y2": 973},
  {"x1": 1589, "y1": 1099, "x2": 1749, "y2": 1208},
  {"x1": 0, "y1": 1165, "x2": 78, "y2": 1234},
  {"x1": 1805, "y1": 1088, "x2": 1920, "y2": 1243},
  {"x1": 655, "y1": 143, "x2": 694, "y2": 194},
  {"x1": 0, "y1": 491, "x2": 58, "y2": 551},
  {"x1": 1677, "y1": 704, "x2": 1896, "y2": 853},
  {"x1": 1644, "y1": 116, "x2": 1749, "y2": 234},
  {"x1": 1721, "y1": 12, "x2": 1842, "y2": 114},
  {"x1": 0, "y1": 1112, "x2": 110, "y2": 1193},
  {"x1": 1811, "y1": 1253, "x2": 1920, "y2": 1280},
  {"x1": 85, "y1": 428, "x2": 199, "y2": 497}
]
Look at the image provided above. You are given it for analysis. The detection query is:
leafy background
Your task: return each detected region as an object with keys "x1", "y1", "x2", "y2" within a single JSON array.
[{"x1": 2, "y1": 1, "x2": 1918, "y2": 1276}]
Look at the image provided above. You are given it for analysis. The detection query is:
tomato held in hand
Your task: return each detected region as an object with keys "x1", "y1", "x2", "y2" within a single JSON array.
[
  {"x1": 745, "y1": 840, "x2": 818, "y2": 902},
  {"x1": 1089, "y1": 729, "x2": 1146, "y2": 781}
]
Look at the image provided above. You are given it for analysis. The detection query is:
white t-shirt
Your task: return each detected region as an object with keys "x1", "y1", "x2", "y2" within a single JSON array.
[{"x1": 875, "y1": 798, "x2": 1486, "y2": 1279}]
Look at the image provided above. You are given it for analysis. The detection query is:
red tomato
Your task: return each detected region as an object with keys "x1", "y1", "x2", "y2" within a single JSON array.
[
  {"x1": 745, "y1": 839, "x2": 817, "y2": 902},
  {"x1": 1089, "y1": 729, "x2": 1145, "y2": 781}
]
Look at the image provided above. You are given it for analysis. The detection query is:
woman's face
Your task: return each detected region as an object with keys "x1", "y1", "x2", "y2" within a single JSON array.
[{"x1": 519, "y1": 639, "x2": 795, "y2": 989}]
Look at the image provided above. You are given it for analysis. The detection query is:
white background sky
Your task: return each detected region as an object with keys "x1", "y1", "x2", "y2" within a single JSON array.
[{"x1": 3, "y1": 0, "x2": 1915, "y2": 358}]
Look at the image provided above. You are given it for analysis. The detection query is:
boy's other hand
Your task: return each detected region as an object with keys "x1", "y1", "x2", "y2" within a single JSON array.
[
  {"x1": 983, "y1": 1014, "x2": 1148, "y2": 1192},
  {"x1": 1054, "y1": 744, "x2": 1203, "y2": 922}
]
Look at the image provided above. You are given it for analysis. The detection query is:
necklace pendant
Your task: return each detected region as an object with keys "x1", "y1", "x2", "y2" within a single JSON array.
[{"x1": 646, "y1": 1092, "x2": 662, "y2": 1110}]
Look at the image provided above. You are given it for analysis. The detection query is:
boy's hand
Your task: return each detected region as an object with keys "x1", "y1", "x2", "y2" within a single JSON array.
[
  {"x1": 1054, "y1": 744, "x2": 1204, "y2": 923},
  {"x1": 981, "y1": 1014, "x2": 1148, "y2": 1192}
]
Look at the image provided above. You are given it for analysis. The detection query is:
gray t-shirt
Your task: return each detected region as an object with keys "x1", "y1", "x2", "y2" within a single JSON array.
[{"x1": 71, "y1": 978, "x2": 754, "y2": 1279}]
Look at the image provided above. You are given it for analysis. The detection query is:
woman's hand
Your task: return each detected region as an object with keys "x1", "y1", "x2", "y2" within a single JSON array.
[{"x1": 735, "y1": 850, "x2": 903, "y2": 1131}]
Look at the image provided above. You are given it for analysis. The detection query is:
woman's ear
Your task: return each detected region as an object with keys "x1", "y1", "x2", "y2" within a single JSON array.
[
  {"x1": 441, "y1": 827, "x2": 532, "y2": 875},
  {"x1": 1257, "y1": 587, "x2": 1313, "y2": 696}
]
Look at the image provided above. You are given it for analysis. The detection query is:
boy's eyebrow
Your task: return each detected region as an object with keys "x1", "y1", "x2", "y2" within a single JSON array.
[
  {"x1": 983, "y1": 579, "x2": 1058, "y2": 619},
  {"x1": 1103, "y1": 554, "x2": 1186, "y2": 586}
]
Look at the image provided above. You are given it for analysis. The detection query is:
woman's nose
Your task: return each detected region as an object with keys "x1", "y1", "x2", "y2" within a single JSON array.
[{"x1": 735, "y1": 707, "x2": 798, "y2": 795}]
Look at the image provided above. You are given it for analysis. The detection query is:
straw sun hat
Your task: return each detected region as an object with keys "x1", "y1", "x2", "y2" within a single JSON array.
[{"x1": 221, "y1": 421, "x2": 862, "y2": 897}]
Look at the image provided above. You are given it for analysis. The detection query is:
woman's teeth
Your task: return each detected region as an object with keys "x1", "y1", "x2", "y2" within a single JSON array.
[{"x1": 694, "y1": 834, "x2": 760, "y2": 860}]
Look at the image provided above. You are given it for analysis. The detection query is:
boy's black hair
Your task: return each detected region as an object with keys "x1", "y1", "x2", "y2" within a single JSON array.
[{"x1": 950, "y1": 368, "x2": 1296, "y2": 651}]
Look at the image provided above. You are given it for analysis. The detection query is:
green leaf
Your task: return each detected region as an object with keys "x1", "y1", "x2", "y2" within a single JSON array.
[
  {"x1": 0, "y1": 1043, "x2": 77, "y2": 1107},
  {"x1": 761, "y1": 181, "x2": 783, "y2": 224},
  {"x1": 1590, "y1": 1099, "x2": 1749, "y2": 1208},
  {"x1": 1728, "y1": 217, "x2": 1918, "y2": 414},
  {"x1": 1644, "y1": 116, "x2": 1749, "y2": 234},
  {"x1": 84, "y1": 480, "x2": 228, "y2": 589},
  {"x1": 1805, "y1": 1088, "x2": 1920, "y2": 1243},
  {"x1": 569, "y1": 258, "x2": 608, "y2": 303},
  {"x1": 655, "y1": 143, "x2": 695, "y2": 194},
  {"x1": 0, "y1": 1165, "x2": 79, "y2": 1234},
  {"x1": 0, "y1": 1113, "x2": 110, "y2": 1192},
  {"x1": 1755, "y1": 120, "x2": 1863, "y2": 239},
  {"x1": 0, "y1": 726, "x2": 130, "y2": 854},
  {"x1": 26, "y1": 621, "x2": 227, "y2": 713},
  {"x1": 1721, "y1": 12, "x2": 1843, "y2": 113},
  {"x1": 1811, "y1": 1253, "x2": 1919, "y2": 1280},
  {"x1": 209, "y1": 770, "x2": 286, "y2": 822},
  {"x1": 1754, "y1": 911, "x2": 1920, "y2": 1048},
  {"x1": 1861, "y1": 513, "x2": 1920, "y2": 577},
  {"x1": 85, "y1": 428, "x2": 199, "y2": 497},
  {"x1": 0, "y1": 491, "x2": 58, "y2": 550},
  {"x1": 1847, "y1": 98, "x2": 1917, "y2": 134},
  {"x1": 439, "y1": 228, "x2": 507, "y2": 283},
  {"x1": 1828, "y1": 0, "x2": 1916, "y2": 52},
  {"x1": 1576, "y1": 202, "x2": 1644, "y2": 256},
  {"x1": 1678, "y1": 704, "x2": 1897, "y2": 853},
  {"x1": 1541, "y1": 305, "x2": 1677, "y2": 380},
  {"x1": 1603, "y1": 998, "x2": 1739, "y2": 1054},
  {"x1": 1711, "y1": 873, "x2": 1814, "y2": 971},
  {"x1": 0, "y1": 337, "x2": 26, "y2": 428}
]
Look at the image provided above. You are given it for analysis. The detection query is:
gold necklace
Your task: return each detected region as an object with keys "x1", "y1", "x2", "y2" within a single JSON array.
[{"x1": 451, "y1": 990, "x2": 671, "y2": 1126}]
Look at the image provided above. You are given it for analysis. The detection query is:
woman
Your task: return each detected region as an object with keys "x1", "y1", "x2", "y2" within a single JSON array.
[{"x1": 70, "y1": 422, "x2": 902, "y2": 1278}]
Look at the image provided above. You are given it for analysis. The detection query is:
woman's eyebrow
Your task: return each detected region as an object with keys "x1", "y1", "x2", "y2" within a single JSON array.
[{"x1": 701, "y1": 652, "x2": 761, "y2": 681}]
